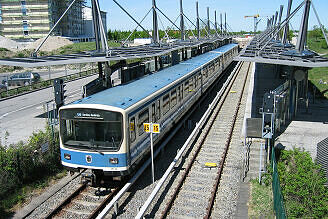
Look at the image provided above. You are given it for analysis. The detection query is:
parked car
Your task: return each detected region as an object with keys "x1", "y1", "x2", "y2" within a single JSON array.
[
  {"x1": 2, "y1": 72, "x2": 40, "y2": 86},
  {"x1": 0, "y1": 84, "x2": 7, "y2": 93}
]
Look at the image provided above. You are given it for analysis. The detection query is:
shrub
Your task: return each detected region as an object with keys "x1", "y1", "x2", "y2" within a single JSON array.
[
  {"x1": 277, "y1": 148, "x2": 328, "y2": 218},
  {"x1": 0, "y1": 126, "x2": 62, "y2": 214},
  {"x1": 321, "y1": 40, "x2": 328, "y2": 49}
]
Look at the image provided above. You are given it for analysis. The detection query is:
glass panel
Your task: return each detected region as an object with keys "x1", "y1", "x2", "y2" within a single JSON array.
[
  {"x1": 60, "y1": 109, "x2": 123, "y2": 151},
  {"x1": 163, "y1": 94, "x2": 170, "y2": 115},
  {"x1": 138, "y1": 108, "x2": 149, "y2": 136},
  {"x1": 171, "y1": 89, "x2": 177, "y2": 107}
]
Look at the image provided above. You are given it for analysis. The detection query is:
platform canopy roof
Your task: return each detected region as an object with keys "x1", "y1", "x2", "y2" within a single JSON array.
[
  {"x1": 235, "y1": 0, "x2": 328, "y2": 68},
  {"x1": 0, "y1": 38, "x2": 229, "y2": 68}
]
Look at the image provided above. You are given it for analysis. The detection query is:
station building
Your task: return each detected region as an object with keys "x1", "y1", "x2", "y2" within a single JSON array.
[{"x1": 0, "y1": 0, "x2": 105, "y2": 41}]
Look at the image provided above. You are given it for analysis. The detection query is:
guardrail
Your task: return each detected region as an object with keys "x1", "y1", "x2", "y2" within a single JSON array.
[{"x1": 0, "y1": 68, "x2": 98, "y2": 100}]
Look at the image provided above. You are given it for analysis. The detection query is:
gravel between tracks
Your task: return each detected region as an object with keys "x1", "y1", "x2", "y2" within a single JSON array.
[{"x1": 25, "y1": 176, "x2": 82, "y2": 219}]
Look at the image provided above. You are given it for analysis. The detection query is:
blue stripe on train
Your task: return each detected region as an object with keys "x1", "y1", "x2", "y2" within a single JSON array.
[{"x1": 60, "y1": 148, "x2": 128, "y2": 168}]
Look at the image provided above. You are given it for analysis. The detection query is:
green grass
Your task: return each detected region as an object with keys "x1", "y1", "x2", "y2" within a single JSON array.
[
  {"x1": 307, "y1": 35, "x2": 328, "y2": 98},
  {"x1": 55, "y1": 41, "x2": 120, "y2": 55},
  {"x1": 1, "y1": 170, "x2": 67, "y2": 217},
  {"x1": 309, "y1": 67, "x2": 328, "y2": 98},
  {"x1": 249, "y1": 179, "x2": 274, "y2": 218},
  {"x1": 307, "y1": 37, "x2": 328, "y2": 55}
]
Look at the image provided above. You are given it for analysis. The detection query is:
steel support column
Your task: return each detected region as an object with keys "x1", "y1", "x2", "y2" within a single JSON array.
[
  {"x1": 282, "y1": 0, "x2": 293, "y2": 44},
  {"x1": 215, "y1": 11, "x2": 218, "y2": 36},
  {"x1": 92, "y1": 0, "x2": 101, "y2": 51},
  {"x1": 152, "y1": 0, "x2": 159, "y2": 44},
  {"x1": 220, "y1": 13, "x2": 223, "y2": 35},
  {"x1": 180, "y1": 0, "x2": 185, "y2": 41},
  {"x1": 296, "y1": 0, "x2": 311, "y2": 53},
  {"x1": 207, "y1": 7, "x2": 210, "y2": 35},
  {"x1": 196, "y1": 2, "x2": 200, "y2": 39},
  {"x1": 224, "y1": 13, "x2": 227, "y2": 35}
]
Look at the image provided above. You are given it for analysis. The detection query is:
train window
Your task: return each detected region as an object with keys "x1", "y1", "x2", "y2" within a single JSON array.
[
  {"x1": 177, "y1": 86, "x2": 182, "y2": 102},
  {"x1": 138, "y1": 108, "x2": 149, "y2": 136},
  {"x1": 194, "y1": 75, "x2": 198, "y2": 87},
  {"x1": 171, "y1": 89, "x2": 177, "y2": 107},
  {"x1": 59, "y1": 109, "x2": 123, "y2": 151},
  {"x1": 130, "y1": 117, "x2": 136, "y2": 143},
  {"x1": 156, "y1": 99, "x2": 161, "y2": 121},
  {"x1": 152, "y1": 103, "x2": 156, "y2": 122},
  {"x1": 189, "y1": 78, "x2": 194, "y2": 92},
  {"x1": 203, "y1": 67, "x2": 208, "y2": 78},
  {"x1": 163, "y1": 94, "x2": 170, "y2": 115},
  {"x1": 184, "y1": 81, "x2": 189, "y2": 96}
]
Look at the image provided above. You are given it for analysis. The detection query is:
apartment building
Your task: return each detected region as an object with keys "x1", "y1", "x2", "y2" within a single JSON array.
[{"x1": 0, "y1": 0, "x2": 85, "y2": 39}]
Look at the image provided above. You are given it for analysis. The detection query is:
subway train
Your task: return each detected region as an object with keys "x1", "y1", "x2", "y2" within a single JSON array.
[{"x1": 59, "y1": 43, "x2": 239, "y2": 185}]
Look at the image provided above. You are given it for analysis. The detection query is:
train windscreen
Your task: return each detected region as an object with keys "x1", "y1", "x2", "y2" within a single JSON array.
[{"x1": 59, "y1": 108, "x2": 123, "y2": 151}]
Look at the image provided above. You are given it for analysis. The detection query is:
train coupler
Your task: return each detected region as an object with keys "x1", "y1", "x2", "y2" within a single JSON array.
[{"x1": 81, "y1": 172, "x2": 95, "y2": 186}]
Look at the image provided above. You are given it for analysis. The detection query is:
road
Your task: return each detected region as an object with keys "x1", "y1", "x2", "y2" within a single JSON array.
[
  {"x1": 0, "y1": 66, "x2": 93, "y2": 86},
  {"x1": 0, "y1": 75, "x2": 98, "y2": 146}
]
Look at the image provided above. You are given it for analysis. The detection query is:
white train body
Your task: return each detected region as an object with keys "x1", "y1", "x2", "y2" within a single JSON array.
[{"x1": 59, "y1": 43, "x2": 239, "y2": 179}]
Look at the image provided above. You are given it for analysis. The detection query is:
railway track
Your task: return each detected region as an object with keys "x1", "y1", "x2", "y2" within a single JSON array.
[
  {"x1": 22, "y1": 61, "x2": 244, "y2": 219},
  {"x1": 45, "y1": 183, "x2": 120, "y2": 219},
  {"x1": 159, "y1": 61, "x2": 251, "y2": 218}
]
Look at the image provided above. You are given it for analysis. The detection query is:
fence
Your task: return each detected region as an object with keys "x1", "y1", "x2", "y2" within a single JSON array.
[
  {"x1": 271, "y1": 146, "x2": 287, "y2": 219},
  {"x1": 0, "y1": 68, "x2": 98, "y2": 99}
]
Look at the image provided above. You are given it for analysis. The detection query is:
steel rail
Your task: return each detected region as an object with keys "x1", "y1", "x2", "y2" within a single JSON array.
[
  {"x1": 98, "y1": 60, "x2": 237, "y2": 219},
  {"x1": 204, "y1": 62, "x2": 251, "y2": 219},
  {"x1": 45, "y1": 183, "x2": 88, "y2": 219},
  {"x1": 135, "y1": 61, "x2": 243, "y2": 219},
  {"x1": 45, "y1": 183, "x2": 121, "y2": 219},
  {"x1": 87, "y1": 187, "x2": 120, "y2": 219},
  {"x1": 158, "y1": 61, "x2": 244, "y2": 219}
]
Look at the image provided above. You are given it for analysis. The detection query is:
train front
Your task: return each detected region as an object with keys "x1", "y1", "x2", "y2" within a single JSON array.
[{"x1": 58, "y1": 105, "x2": 128, "y2": 185}]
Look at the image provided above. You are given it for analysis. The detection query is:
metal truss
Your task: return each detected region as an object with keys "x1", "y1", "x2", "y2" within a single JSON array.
[
  {"x1": 0, "y1": 38, "x2": 228, "y2": 68},
  {"x1": 235, "y1": 0, "x2": 328, "y2": 68}
]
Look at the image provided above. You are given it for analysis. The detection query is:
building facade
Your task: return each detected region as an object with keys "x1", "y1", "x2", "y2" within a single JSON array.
[
  {"x1": 0, "y1": 0, "x2": 85, "y2": 39},
  {"x1": 82, "y1": 6, "x2": 107, "y2": 39}
]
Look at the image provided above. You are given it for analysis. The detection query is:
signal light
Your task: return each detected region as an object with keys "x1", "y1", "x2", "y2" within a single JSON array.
[{"x1": 53, "y1": 78, "x2": 66, "y2": 109}]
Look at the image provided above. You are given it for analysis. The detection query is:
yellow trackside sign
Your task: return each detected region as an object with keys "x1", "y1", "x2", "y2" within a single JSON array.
[
  {"x1": 143, "y1": 123, "x2": 160, "y2": 133},
  {"x1": 144, "y1": 123, "x2": 150, "y2": 133},
  {"x1": 152, "y1": 123, "x2": 160, "y2": 133}
]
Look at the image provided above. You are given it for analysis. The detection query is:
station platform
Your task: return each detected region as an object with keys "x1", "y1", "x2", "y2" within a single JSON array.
[{"x1": 235, "y1": 62, "x2": 328, "y2": 217}]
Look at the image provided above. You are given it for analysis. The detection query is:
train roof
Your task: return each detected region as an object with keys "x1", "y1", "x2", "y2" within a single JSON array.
[{"x1": 71, "y1": 43, "x2": 238, "y2": 110}]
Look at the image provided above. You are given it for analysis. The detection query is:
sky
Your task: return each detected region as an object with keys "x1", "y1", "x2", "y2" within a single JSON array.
[{"x1": 87, "y1": 0, "x2": 328, "y2": 33}]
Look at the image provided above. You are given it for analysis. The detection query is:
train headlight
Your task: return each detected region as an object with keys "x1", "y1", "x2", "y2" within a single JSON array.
[
  {"x1": 64, "y1": 153, "x2": 71, "y2": 160},
  {"x1": 109, "y1": 158, "x2": 119, "y2": 164}
]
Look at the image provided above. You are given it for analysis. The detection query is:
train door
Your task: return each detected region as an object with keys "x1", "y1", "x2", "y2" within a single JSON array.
[{"x1": 129, "y1": 116, "x2": 137, "y2": 162}]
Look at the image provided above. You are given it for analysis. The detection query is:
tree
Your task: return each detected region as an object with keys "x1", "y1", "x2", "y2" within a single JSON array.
[{"x1": 308, "y1": 25, "x2": 323, "y2": 41}]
